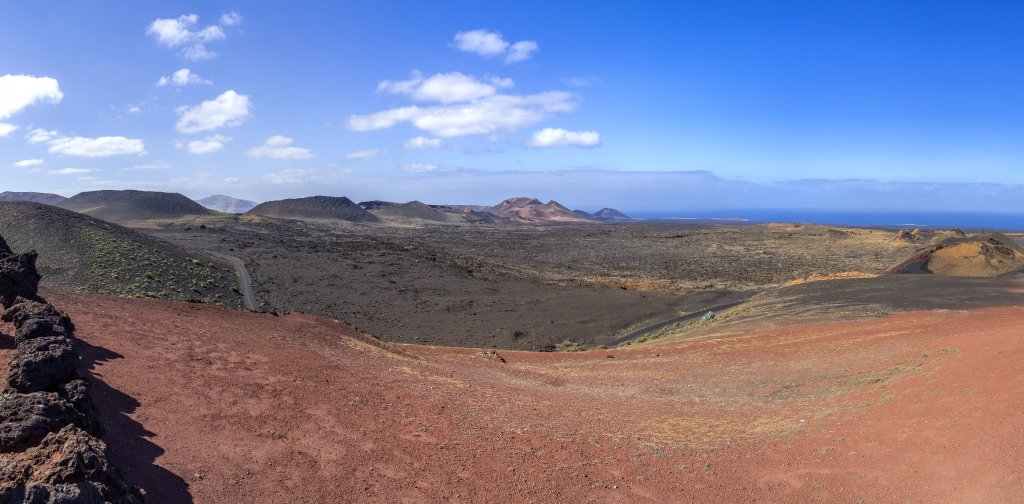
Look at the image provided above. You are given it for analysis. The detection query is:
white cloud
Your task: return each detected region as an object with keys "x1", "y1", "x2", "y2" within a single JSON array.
[
  {"x1": 0, "y1": 123, "x2": 17, "y2": 137},
  {"x1": 346, "y1": 149, "x2": 386, "y2": 159},
  {"x1": 453, "y1": 29, "x2": 509, "y2": 57},
  {"x1": 147, "y1": 14, "x2": 226, "y2": 61},
  {"x1": 220, "y1": 12, "x2": 243, "y2": 26},
  {"x1": 505, "y1": 41, "x2": 538, "y2": 63},
  {"x1": 125, "y1": 161, "x2": 169, "y2": 171},
  {"x1": 452, "y1": 29, "x2": 537, "y2": 63},
  {"x1": 0, "y1": 75, "x2": 63, "y2": 119},
  {"x1": 348, "y1": 90, "x2": 579, "y2": 138},
  {"x1": 404, "y1": 136, "x2": 441, "y2": 149},
  {"x1": 175, "y1": 90, "x2": 251, "y2": 133},
  {"x1": 50, "y1": 168, "x2": 93, "y2": 175},
  {"x1": 13, "y1": 158, "x2": 43, "y2": 167},
  {"x1": 526, "y1": 128, "x2": 601, "y2": 148},
  {"x1": 48, "y1": 136, "x2": 146, "y2": 157},
  {"x1": 127, "y1": 106, "x2": 141, "y2": 114},
  {"x1": 401, "y1": 163, "x2": 440, "y2": 174},
  {"x1": 157, "y1": 68, "x2": 210, "y2": 87},
  {"x1": 246, "y1": 135, "x2": 313, "y2": 160},
  {"x1": 261, "y1": 168, "x2": 320, "y2": 185},
  {"x1": 378, "y1": 71, "x2": 513, "y2": 104},
  {"x1": 26, "y1": 128, "x2": 57, "y2": 143},
  {"x1": 186, "y1": 134, "x2": 232, "y2": 154}
]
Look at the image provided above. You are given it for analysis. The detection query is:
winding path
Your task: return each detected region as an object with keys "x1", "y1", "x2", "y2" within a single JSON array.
[
  {"x1": 208, "y1": 252, "x2": 257, "y2": 311},
  {"x1": 607, "y1": 300, "x2": 748, "y2": 347}
]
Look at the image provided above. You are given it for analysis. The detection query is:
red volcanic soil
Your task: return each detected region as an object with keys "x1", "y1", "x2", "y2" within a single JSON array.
[{"x1": 6, "y1": 288, "x2": 1024, "y2": 502}]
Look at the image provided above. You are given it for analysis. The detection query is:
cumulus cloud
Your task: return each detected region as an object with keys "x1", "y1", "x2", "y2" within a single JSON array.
[
  {"x1": 404, "y1": 136, "x2": 441, "y2": 149},
  {"x1": 505, "y1": 41, "x2": 539, "y2": 63},
  {"x1": 348, "y1": 89, "x2": 580, "y2": 138},
  {"x1": 25, "y1": 128, "x2": 58, "y2": 143},
  {"x1": 526, "y1": 128, "x2": 601, "y2": 148},
  {"x1": 378, "y1": 71, "x2": 513, "y2": 104},
  {"x1": 175, "y1": 90, "x2": 251, "y2": 133},
  {"x1": 452, "y1": 29, "x2": 538, "y2": 63},
  {"x1": 246, "y1": 135, "x2": 313, "y2": 160},
  {"x1": 13, "y1": 159, "x2": 43, "y2": 167},
  {"x1": 401, "y1": 163, "x2": 440, "y2": 174},
  {"x1": 185, "y1": 134, "x2": 232, "y2": 154},
  {"x1": 48, "y1": 136, "x2": 146, "y2": 157},
  {"x1": 0, "y1": 123, "x2": 16, "y2": 137},
  {"x1": 0, "y1": 75, "x2": 63, "y2": 119},
  {"x1": 157, "y1": 68, "x2": 210, "y2": 87},
  {"x1": 146, "y1": 14, "x2": 226, "y2": 61},
  {"x1": 346, "y1": 149, "x2": 386, "y2": 159},
  {"x1": 220, "y1": 12, "x2": 243, "y2": 26}
]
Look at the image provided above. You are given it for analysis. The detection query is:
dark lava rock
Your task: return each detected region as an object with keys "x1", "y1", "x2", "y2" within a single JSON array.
[
  {"x1": 0, "y1": 393, "x2": 86, "y2": 453},
  {"x1": 58, "y1": 378, "x2": 102, "y2": 438},
  {"x1": 0, "y1": 245, "x2": 42, "y2": 308},
  {"x1": 0, "y1": 425, "x2": 145, "y2": 503},
  {"x1": 14, "y1": 319, "x2": 68, "y2": 345},
  {"x1": 7, "y1": 337, "x2": 78, "y2": 394},
  {"x1": 2, "y1": 300, "x2": 74, "y2": 335}
]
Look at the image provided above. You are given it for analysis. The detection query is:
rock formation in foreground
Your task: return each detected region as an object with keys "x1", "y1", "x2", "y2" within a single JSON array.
[{"x1": 0, "y1": 235, "x2": 144, "y2": 502}]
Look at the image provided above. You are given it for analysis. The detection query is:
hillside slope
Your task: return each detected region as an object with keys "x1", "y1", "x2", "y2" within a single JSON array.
[
  {"x1": 44, "y1": 287, "x2": 1024, "y2": 502},
  {"x1": 58, "y1": 190, "x2": 216, "y2": 222},
  {"x1": 0, "y1": 202, "x2": 242, "y2": 307},
  {"x1": 0, "y1": 191, "x2": 67, "y2": 205},
  {"x1": 246, "y1": 196, "x2": 379, "y2": 222}
]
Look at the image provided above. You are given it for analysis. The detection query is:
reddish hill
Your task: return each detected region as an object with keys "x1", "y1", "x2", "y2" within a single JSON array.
[
  {"x1": 488, "y1": 197, "x2": 597, "y2": 224},
  {"x1": 29, "y1": 286, "x2": 1024, "y2": 502}
]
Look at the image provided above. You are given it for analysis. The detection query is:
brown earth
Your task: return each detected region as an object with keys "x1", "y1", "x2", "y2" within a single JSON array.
[
  {"x1": 146, "y1": 218, "x2": 916, "y2": 349},
  {"x1": 13, "y1": 286, "x2": 1024, "y2": 503}
]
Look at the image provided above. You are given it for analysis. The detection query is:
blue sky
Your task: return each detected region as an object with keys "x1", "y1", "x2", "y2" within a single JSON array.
[{"x1": 3, "y1": 1, "x2": 1024, "y2": 213}]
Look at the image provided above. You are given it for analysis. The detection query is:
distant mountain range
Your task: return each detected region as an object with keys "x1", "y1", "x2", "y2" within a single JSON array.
[
  {"x1": 197, "y1": 195, "x2": 258, "y2": 214},
  {"x1": 0, "y1": 191, "x2": 67, "y2": 205},
  {"x1": 18, "y1": 189, "x2": 633, "y2": 226}
]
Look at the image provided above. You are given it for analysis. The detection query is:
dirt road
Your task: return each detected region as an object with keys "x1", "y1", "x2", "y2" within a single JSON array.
[{"x1": 208, "y1": 252, "x2": 257, "y2": 311}]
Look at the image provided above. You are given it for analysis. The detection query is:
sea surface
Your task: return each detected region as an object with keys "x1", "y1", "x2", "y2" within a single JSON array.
[{"x1": 632, "y1": 210, "x2": 1024, "y2": 231}]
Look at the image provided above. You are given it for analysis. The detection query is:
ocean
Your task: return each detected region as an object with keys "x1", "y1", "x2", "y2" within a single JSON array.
[{"x1": 631, "y1": 210, "x2": 1024, "y2": 231}]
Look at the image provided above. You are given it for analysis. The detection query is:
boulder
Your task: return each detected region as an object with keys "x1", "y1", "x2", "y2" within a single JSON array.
[
  {"x1": 2, "y1": 300, "x2": 74, "y2": 335},
  {"x1": 7, "y1": 337, "x2": 78, "y2": 394},
  {"x1": 58, "y1": 378, "x2": 102, "y2": 437},
  {"x1": 0, "y1": 392, "x2": 86, "y2": 453},
  {"x1": 0, "y1": 425, "x2": 144, "y2": 503},
  {"x1": 14, "y1": 319, "x2": 68, "y2": 345},
  {"x1": 0, "y1": 244, "x2": 42, "y2": 308}
]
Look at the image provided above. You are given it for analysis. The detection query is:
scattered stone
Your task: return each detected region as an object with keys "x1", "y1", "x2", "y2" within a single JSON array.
[
  {"x1": 7, "y1": 337, "x2": 78, "y2": 393},
  {"x1": 477, "y1": 350, "x2": 507, "y2": 363}
]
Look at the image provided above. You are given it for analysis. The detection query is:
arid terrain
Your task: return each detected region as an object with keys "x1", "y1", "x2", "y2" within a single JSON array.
[
  {"x1": 145, "y1": 215, "x2": 921, "y2": 349},
  {"x1": 21, "y1": 284, "x2": 1024, "y2": 502},
  {"x1": 4, "y1": 192, "x2": 1024, "y2": 502}
]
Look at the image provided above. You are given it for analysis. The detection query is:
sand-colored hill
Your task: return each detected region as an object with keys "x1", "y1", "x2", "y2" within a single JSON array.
[
  {"x1": 0, "y1": 202, "x2": 242, "y2": 307},
  {"x1": 488, "y1": 197, "x2": 597, "y2": 223},
  {"x1": 57, "y1": 190, "x2": 216, "y2": 223},
  {"x1": 889, "y1": 233, "x2": 1024, "y2": 276},
  {"x1": 246, "y1": 196, "x2": 379, "y2": 222},
  {"x1": 32, "y1": 285, "x2": 1024, "y2": 502}
]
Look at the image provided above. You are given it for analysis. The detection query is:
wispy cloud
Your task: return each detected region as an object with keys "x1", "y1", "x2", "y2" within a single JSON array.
[{"x1": 246, "y1": 136, "x2": 313, "y2": 160}]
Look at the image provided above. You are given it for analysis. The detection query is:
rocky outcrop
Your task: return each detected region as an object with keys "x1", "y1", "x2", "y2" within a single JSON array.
[
  {"x1": 0, "y1": 235, "x2": 143, "y2": 502},
  {"x1": 0, "y1": 239, "x2": 42, "y2": 308}
]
